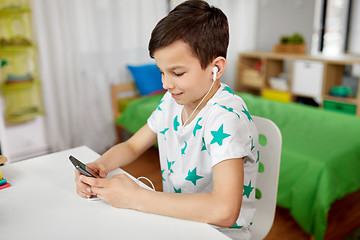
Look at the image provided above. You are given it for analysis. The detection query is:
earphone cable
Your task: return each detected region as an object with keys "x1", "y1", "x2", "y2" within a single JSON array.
[{"x1": 183, "y1": 79, "x2": 215, "y2": 126}]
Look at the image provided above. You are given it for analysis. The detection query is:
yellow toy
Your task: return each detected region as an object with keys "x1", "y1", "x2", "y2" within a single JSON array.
[{"x1": 0, "y1": 155, "x2": 8, "y2": 180}]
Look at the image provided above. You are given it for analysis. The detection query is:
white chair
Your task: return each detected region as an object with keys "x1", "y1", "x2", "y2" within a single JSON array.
[{"x1": 251, "y1": 116, "x2": 282, "y2": 240}]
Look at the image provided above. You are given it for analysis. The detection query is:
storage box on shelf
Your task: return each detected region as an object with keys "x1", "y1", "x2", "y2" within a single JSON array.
[
  {"x1": 292, "y1": 60, "x2": 324, "y2": 103},
  {"x1": 237, "y1": 57, "x2": 265, "y2": 89},
  {"x1": 323, "y1": 100, "x2": 357, "y2": 115},
  {"x1": 1, "y1": 81, "x2": 43, "y2": 122},
  {"x1": 0, "y1": 45, "x2": 37, "y2": 83},
  {"x1": 0, "y1": 6, "x2": 33, "y2": 45},
  {"x1": 322, "y1": 61, "x2": 359, "y2": 115},
  {"x1": 0, "y1": 0, "x2": 30, "y2": 10},
  {"x1": 236, "y1": 51, "x2": 360, "y2": 116},
  {"x1": 262, "y1": 89, "x2": 291, "y2": 103}
]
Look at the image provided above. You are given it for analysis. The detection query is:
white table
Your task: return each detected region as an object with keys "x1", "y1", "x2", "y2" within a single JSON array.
[{"x1": 0, "y1": 146, "x2": 230, "y2": 240}]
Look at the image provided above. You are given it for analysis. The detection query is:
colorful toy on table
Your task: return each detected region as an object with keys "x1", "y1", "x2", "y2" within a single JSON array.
[{"x1": 0, "y1": 155, "x2": 11, "y2": 190}]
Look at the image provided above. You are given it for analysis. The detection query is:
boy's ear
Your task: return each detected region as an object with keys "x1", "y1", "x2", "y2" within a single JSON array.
[{"x1": 212, "y1": 56, "x2": 226, "y2": 80}]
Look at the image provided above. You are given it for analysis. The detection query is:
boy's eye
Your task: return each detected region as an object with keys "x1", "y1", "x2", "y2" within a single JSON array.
[{"x1": 174, "y1": 72, "x2": 184, "y2": 77}]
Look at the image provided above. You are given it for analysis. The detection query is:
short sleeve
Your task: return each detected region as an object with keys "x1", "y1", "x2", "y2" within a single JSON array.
[
  {"x1": 147, "y1": 110, "x2": 158, "y2": 133},
  {"x1": 204, "y1": 108, "x2": 257, "y2": 167},
  {"x1": 147, "y1": 92, "x2": 170, "y2": 134}
]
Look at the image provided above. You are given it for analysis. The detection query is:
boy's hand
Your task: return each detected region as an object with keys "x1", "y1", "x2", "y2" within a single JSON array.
[
  {"x1": 80, "y1": 174, "x2": 142, "y2": 209},
  {"x1": 86, "y1": 162, "x2": 108, "y2": 178},
  {"x1": 74, "y1": 162, "x2": 108, "y2": 198}
]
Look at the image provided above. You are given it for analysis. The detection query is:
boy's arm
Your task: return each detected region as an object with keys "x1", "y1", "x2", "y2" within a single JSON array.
[
  {"x1": 83, "y1": 157, "x2": 244, "y2": 227},
  {"x1": 75, "y1": 124, "x2": 157, "y2": 198},
  {"x1": 136, "y1": 158, "x2": 244, "y2": 227},
  {"x1": 96, "y1": 123, "x2": 157, "y2": 171}
]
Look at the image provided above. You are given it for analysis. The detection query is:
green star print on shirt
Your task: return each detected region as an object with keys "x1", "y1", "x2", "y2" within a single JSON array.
[
  {"x1": 160, "y1": 128, "x2": 169, "y2": 135},
  {"x1": 173, "y1": 187, "x2": 182, "y2": 193},
  {"x1": 173, "y1": 116, "x2": 180, "y2": 131},
  {"x1": 161, "y1": 169, "x2": 165, "y2": 181},
  {"x1": 157, "y1": 100, "x2": 164, "y2": 111},
  {"x1": 210, "y1": 124, "x2": 231, "y2": 146},
  {"x1": 242, "y1": 105, "x2": 253, "y2": 121},
  {"x1": 185, "y1": 167, "x2": 203, "y2": 186},
  {"x1": 219, "y1": 104, "x2": 240, "y2": 118},
  {"x1": 167, "y1": 158, "x2": 175, "y2": 173},
  {"x1": 201, "y1": 137, "x2": 207, "y2": 151},
  {"x1": 243, "y1": 180, "x2": 254, "y2": 198},
  {"x1": 222, "y1": 86, "x2": 234, "y2": 95},
  {"x1": 193, "y1": 117, "x2": 203, "y2": 136},
  {"x1": 181, "y1": 141, "x2": 187, "y2": 155},
  {"x1": 160, "y1": 128, "x2": 169, "y2": 140}
]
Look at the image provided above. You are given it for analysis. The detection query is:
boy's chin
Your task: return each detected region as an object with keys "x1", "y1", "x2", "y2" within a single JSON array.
[{"x1": 174, "y1": 99, "x2": 185, "y2": 105}]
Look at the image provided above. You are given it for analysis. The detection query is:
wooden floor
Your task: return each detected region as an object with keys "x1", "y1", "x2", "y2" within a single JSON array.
[{"x1": 122, "y1": 147, "x2": 360, "y2": 240}]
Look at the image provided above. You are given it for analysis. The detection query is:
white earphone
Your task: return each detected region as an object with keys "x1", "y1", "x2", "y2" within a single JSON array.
[
  {"x1": 212, "y1": 66, "x2": 218, "y2": 82},
  {"x1": 183, "y1": 66, "x2": 219, "y2": 126}
]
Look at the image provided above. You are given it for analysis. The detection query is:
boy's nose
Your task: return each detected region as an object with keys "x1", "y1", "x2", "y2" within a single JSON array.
[{"x1": 162, "y1": 75, "x2": 174, "y2": 90}]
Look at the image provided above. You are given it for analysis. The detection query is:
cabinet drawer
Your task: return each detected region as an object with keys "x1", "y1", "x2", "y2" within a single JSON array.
[
  {"x1": 292, "y1": 60, "x2": 324, "y2": 99},
  {"x1": 324, "y1": 100, "x2": 356, "y2": 115}
]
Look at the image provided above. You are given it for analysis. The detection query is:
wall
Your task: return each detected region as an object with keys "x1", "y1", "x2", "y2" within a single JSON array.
[{"x1": 256, "y1": 0, "x2": 316, "y2": 53}]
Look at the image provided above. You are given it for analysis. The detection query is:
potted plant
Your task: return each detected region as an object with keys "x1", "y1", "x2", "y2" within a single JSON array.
[{"x1": 273, "y1": 33, "x2": 306, "y2": 54}]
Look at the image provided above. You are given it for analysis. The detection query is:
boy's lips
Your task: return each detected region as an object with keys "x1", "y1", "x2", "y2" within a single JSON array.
[{"x1": 171, "y1": 92, "x2": 183, "y2": 98}]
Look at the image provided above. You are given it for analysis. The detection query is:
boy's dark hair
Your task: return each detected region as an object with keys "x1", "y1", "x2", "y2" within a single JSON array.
[{"x1": 148, "y1": 0, "x2": 229, "y2": 69}]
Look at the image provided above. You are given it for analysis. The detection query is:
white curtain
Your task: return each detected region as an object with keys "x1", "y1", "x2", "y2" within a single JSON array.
[{"x1": 31, "y1": 0, "x2": 168, "y2": 154}]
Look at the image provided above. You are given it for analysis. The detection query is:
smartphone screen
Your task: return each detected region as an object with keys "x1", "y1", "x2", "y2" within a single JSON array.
[{"x1": 69, "y1": 155, "x2": 100, "y2": 178}]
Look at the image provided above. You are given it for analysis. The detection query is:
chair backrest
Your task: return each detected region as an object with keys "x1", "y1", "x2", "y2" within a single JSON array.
[{"x1": 251, "y1": 116, "x2": 282, "y2": 240}]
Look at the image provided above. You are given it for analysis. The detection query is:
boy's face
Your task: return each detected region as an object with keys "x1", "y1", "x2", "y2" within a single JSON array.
[{"x1": 153, "y1": 40, "x2": 215, "y2": 108}]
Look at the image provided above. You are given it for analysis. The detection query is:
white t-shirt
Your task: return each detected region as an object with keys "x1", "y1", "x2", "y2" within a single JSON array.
[{"x1": 147, "y1": 83, "x2": 259, "y2": 236}]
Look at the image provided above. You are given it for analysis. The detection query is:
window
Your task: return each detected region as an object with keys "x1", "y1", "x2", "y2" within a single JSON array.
[{"x1": 311, "y1": 0, "x2": 352, "y2": 55}]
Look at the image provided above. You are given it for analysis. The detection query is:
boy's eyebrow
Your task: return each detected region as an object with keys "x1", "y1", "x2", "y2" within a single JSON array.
[{"x1": 160, "y1": 65, "x2": 185, "y2": 71}]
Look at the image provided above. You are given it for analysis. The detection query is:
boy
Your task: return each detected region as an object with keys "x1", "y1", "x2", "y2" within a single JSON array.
[{"x1": 75, "y1": 1, "x2": 258, "y2": 239}]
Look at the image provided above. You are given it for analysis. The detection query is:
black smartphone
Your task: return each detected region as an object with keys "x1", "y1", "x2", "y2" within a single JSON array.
[{"x1": 69, "y1": 155, "x2": 99, "y2": 178}]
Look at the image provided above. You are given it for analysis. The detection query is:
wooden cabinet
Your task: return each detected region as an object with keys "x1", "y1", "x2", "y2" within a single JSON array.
[{"x1": 236, "y1": 51, "x2": 360, "y2": 116}]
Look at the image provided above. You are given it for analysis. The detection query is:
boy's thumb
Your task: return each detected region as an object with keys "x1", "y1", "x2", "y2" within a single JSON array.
[{"x1": 99, "y1": 169, "x2": 108, "y2": 178}]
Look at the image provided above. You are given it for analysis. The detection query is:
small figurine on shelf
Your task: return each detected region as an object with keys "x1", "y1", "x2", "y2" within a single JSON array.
[
  {"x1": 0, "y1": 155, "x2": 11, "y2": 190},
  {"x1": 330, "y1": 86, "x2": 352, "y2": 98}
]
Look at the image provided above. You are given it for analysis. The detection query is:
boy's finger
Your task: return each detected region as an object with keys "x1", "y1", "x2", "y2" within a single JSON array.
[
  {"x1": 99, "y1": 170, "x2": 108, "y2": 178},
  {"x1": 80, "y1": 175, "x2": 107, "y2": 188},
  {"x1": 91, "y1": 186, "x2": 104, "y2": 196}
]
